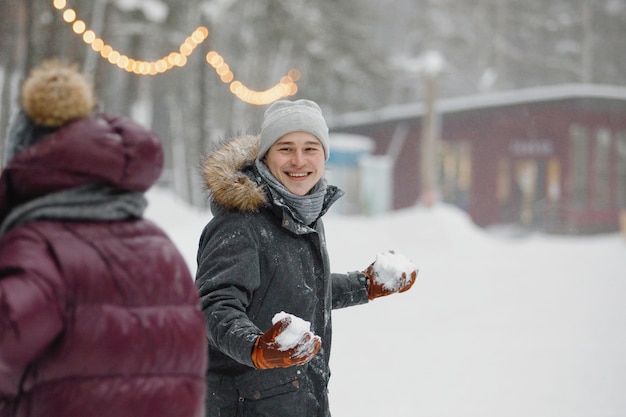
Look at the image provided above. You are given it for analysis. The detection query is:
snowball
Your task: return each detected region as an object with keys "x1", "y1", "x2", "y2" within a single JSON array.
[
  {"x1": 372, "y1": 251, "x2": 417, "y2": 291},
  {"x1": 272, "y1": 311, "x2": 320, "y2": 357}
]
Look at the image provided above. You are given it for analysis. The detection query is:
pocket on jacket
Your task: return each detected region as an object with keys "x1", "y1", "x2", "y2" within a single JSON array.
[
  {"x1": 236, "y1": 368, "x2": 302, "y2": 401},
  {"x1": 235, "y1": 368, "x2": 317, "y2": 416}
]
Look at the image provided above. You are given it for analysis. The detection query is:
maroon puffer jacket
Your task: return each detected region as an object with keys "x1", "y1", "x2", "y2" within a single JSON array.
[{"x1": 0, "y1": 114, "x2": 207, "y2": 417}]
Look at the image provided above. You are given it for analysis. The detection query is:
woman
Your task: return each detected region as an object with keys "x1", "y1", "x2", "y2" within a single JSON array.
[{"x1": 0, "y1": 60, "x2": 207, "y2": 417}]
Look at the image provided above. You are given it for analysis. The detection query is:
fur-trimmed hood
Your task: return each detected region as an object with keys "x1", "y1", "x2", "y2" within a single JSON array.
[{"x1": 201, "y1": 134, "x2": 267, "y2": 213}]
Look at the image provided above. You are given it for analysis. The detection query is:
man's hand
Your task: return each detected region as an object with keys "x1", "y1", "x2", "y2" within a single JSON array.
[
  {"x1": 362, "y1": 252, "x2": 418, "y2": 300},
  {"x1": 251, "y1": 316, "x2": 321, "y2": 370}
]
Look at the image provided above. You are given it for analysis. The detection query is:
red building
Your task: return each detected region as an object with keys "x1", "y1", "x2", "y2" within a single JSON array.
[{"x1": 328, "y1": 84, "x2": 626, "y2": 233}]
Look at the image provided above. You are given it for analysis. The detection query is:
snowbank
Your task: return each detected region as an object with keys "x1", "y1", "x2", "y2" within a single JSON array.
[{"x1": 145, "y1": 186, "x2": 626, "y2": 417}]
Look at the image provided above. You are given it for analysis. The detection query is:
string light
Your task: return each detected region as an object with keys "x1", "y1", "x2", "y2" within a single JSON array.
[
  {"x1": 53, "y1": 0, "x2": 206, "y2": 75},
  {"x1": 205, "y1": 51, "x2": 299, "y2": 105},
  {"x1": 52, "y1": 1, "x2": 299, "y2": 104}
]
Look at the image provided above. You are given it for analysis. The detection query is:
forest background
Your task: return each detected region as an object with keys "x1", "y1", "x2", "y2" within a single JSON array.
[{"x1": 1, "y1": 0, "x2": 625, "y2": 206}]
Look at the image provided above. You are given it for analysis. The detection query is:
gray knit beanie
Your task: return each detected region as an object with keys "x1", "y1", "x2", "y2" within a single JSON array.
[{"x1": 258, "y1": 99, "x2": 329, "y2": 161}]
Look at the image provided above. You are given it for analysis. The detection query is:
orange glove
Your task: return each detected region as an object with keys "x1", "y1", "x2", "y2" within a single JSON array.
[
  {"x1": 363, "y1": 262, "x2": 417, "y2": 300},
  {"x1": 251, "y1": 316, "x2": 321, "y2": 370}
]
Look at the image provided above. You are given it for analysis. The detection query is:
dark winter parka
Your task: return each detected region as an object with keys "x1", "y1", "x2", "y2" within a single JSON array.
[
  {"x1": 196, "y1": 135, "x2": 369, "y2": 417},
  {"x1": 0, "y1": 114, "x2": 207, "y2": 417}
]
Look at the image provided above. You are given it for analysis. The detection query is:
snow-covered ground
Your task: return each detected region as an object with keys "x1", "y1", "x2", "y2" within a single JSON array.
[{"x1": 145, "y1": 187, "x2": 626, "y2": 417}]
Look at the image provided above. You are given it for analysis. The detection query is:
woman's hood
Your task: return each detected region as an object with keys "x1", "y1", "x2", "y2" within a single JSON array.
[
  {"x1": 1, "y1": 114, "x2": 163, "y2": 203},
  {"x1": 201, "y1": 134, "x2": 267, "y2": 213}
]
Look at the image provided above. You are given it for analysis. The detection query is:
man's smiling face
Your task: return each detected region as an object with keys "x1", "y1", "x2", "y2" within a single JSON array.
[{"x1": 264, "y1": 131, "x2": 326, "y2": 196}]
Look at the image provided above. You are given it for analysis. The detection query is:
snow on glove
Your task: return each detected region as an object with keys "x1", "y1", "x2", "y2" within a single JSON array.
[
  {"x1": 363, "y1": 250, "x2": 418, "y2": 300},
  {"x1": 251, "y1": 312, "x2": 321, "y2": 370}
]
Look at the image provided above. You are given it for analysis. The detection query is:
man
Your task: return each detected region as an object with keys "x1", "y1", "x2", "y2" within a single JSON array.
[
  {"x1": 0, "y1": 60, "x2": 207, "y2": 417},
  {"x1": 196, "y1": 99, "x2": 416, "y2": 416}
]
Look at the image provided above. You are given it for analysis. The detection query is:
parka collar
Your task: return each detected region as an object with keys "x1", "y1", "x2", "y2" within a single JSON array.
[{"x1": 201, "y1": 135, "x2": 267, "y2": 213}]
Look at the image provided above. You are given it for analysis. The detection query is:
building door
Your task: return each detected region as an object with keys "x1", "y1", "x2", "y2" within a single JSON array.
[
  {"x1": 506, "y1": 158, "x2": 560, "y2": 228},
  {"x1": 496, "y1": 157, "x2": 561, "y2": 228},
  {"x1": 515, "y1": 159, "x2": 540, "y2": 226},
  {"x1": 497, "y1": 158, "x2": 513, "y2": 222}
]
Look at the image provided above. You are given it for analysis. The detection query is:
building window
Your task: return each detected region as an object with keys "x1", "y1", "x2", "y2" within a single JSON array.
[
  {"x1": 496, "y1": 158, "x2": 512, "y2": 222},
  {"x1": 440, "y1": 140, "x2": 471, "y2": 209},
  {"x1": 594, "y1": 128, "x2": 611, "y2": 209},
  {"x1": 618, "y1": 131, "x2": 626, "y2": 209},
  {"x1": 569, "y1": 125, "x2": 589, "y2": 209}
]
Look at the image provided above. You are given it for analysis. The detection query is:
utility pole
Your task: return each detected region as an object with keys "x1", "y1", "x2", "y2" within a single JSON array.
[
  {"x1": 420, "y1": 73, "x2": 437, "y2": 206},
  {"x1": 416, "y1": 50, "x2": 444, "y2": 207}
]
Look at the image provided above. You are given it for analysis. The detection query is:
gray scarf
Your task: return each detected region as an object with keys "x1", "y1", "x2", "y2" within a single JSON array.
[
  {"x1": 0, "y1": 184, "x2": 147, "y2": 237},
  {"x1": 255, "y1": 160, "x2": 327, "y2": 226}
]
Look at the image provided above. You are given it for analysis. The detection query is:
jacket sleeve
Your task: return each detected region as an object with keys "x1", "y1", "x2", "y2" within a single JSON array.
[
  {"x1": 331, "y1": 271, "x2": 369, "y2": 309},
  {"x1": 0, "y1": 229, "x2": 65, "y2": 397},
  {"x1": 195, "y1": 216, "x2": 264, "y2": 368}
]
